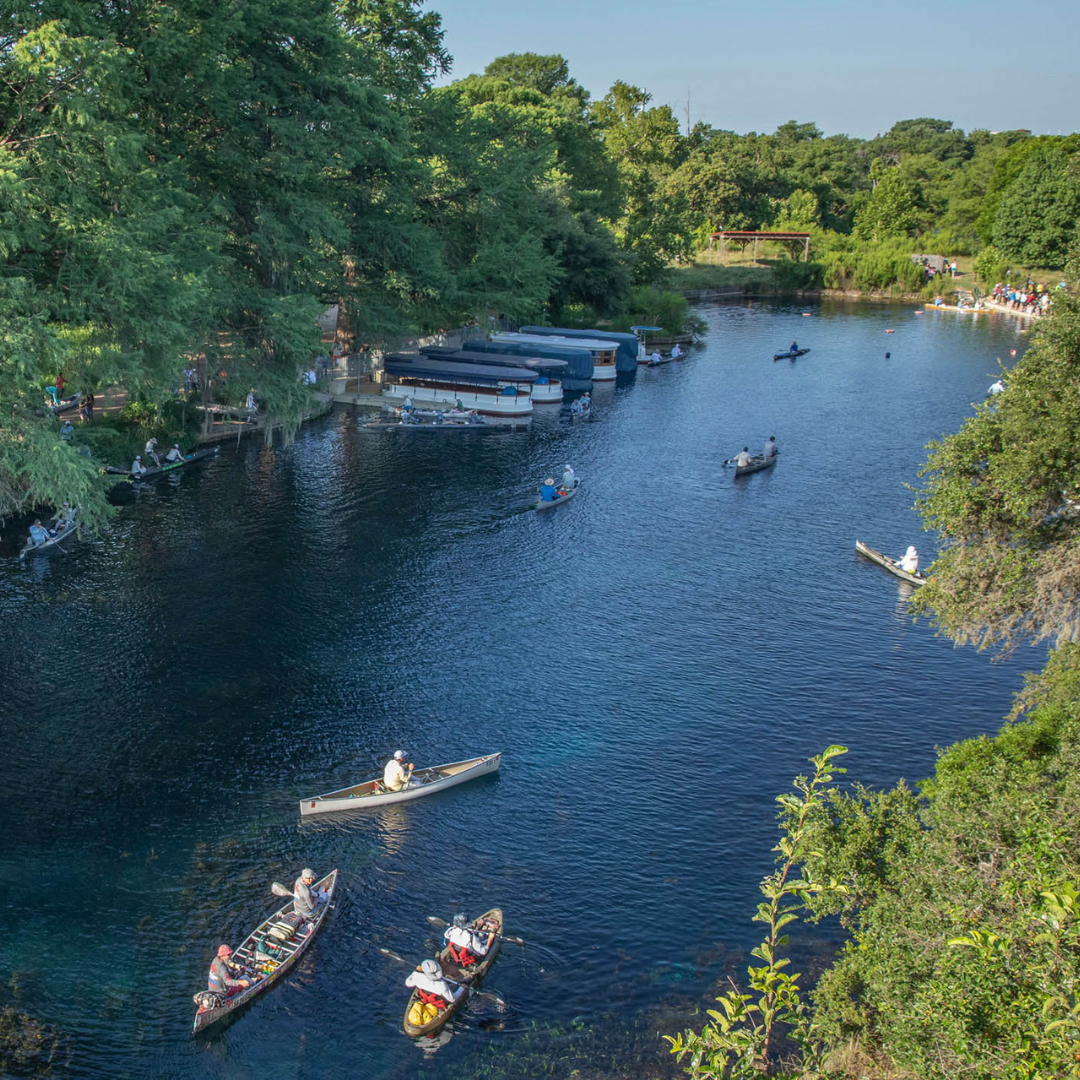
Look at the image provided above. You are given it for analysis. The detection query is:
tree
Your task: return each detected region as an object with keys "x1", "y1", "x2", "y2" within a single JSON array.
[
  {"x1": 852, "y1": 160, "x2": 924, "y2": 241},
  {"x1": 992, "y1": 148, "x2": 1080, "y2": 269}
]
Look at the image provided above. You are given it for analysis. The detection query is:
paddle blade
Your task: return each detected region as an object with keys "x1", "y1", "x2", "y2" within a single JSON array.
[
  {"x1": 379, "y1": 947, "x2": 407, "y2": 964},
  {"x1": 270, "y1": 882, "x2": 292, "y2": 897},
  {"x1": 503, "y1": 934, "x2": 525, "y2": 947},
  {"x1": 426, "y1": 915, "x2": 448, "y2": 929}
]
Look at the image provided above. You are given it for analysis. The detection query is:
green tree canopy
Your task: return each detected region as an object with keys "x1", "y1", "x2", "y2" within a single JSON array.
[{"x1": 992, "y1": 148, "x2": 1080, "y2": 269}]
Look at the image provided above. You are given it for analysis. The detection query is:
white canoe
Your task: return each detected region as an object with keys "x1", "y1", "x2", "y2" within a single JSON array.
[
  {"x1": 298, "y1": 753, "x2": 501, "y2": 816},
  {"x1": 855, "y1": 540, "x2": 927, "y2": 587}
]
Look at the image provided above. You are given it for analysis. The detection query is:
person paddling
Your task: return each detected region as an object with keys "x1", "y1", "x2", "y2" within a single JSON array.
[
  {"x1": 763, "y1": 436, "x2": 778, "y2": 460},
  {"x1": 734, "y1": 447, "x2": 752, "y2": 468},
  {"x1": 540, "y1": 477, "x2": 558, "y2": 502},
  {"x1": 443, "y1": 913, "x2": 496, "y2": 967},
  {"x1": 789, "y1": 340, "x2": 798, "y2": 355},
  {"x1": 293, "y1": 868, "x2": 328, "y2": 919},
  {"x1": 29, "y1": 520, "x2": 51, "y2": 546},
  {"x1": 896, "y1": 546, "x2": 919, "y2": 575},
  {"x1": 130, "y1": 455, "x2": 146, "y2": 478},
  {"x1": 207, "y1": 945, "x2": 250, "y2": 998},
  {"x1": 164, "y1": 443, "x2": 184, "y2": 465},
  {"x1": 383, "y1": 749, "x2": 414, "y2": 792},
  {"x1": 406, "y1": 958, "x2": 464, "y2": 1010},
  {"x1": 561, "y1": 464, "x2": 577, "y2": 489}
]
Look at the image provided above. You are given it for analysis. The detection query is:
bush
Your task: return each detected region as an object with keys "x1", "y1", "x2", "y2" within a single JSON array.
[
  {"x1": 769, "y1": 260, "x2": 825, "y2": 290},
  {"x1": 973, "y1": 244, "x2": 1007, "y2": 287},
  {"x1": 620, "y1": 286, "x2": 693, "y2": 336}
]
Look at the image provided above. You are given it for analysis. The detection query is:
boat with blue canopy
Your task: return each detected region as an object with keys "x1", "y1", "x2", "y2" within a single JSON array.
[
  {"x1": 419, "y1": 347, "x2": 566, "y2": 403},
  {"x1": 521, "y1": 326, "x2": 643, "y2": 371},
  {"x1": 491, "y1": 332, "x2": 619, "y2": 380}
]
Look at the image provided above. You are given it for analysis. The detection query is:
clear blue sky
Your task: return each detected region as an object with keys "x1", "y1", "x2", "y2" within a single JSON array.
[{"x1": 431, "y1": 0, "x2": 1079, "y2": 139}]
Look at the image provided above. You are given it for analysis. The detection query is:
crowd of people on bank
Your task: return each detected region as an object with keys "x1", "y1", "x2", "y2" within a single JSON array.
[{"x1": 989, "y1": 280, "x2": 1058, "y2": 318}]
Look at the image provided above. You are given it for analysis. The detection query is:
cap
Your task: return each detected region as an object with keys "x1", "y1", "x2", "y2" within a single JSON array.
[
  {"x1": 301, "y1": 868, "x2": 315, "y2": 880},
  {"x1": 421, "y1": 958, "x2": 440, "y2": 977},
  {"x1": 564, "y1": 464, "x2": 572, "y2": 471},
  {"x1": 217, "y1": 944, "x2": 232, "y2": 957},
  {"x1": 453, "y1": 913, "x2": 467, "y2": 929},
  {"x1": 394, "y1": 750, "x2": 405, "y2": 761}
]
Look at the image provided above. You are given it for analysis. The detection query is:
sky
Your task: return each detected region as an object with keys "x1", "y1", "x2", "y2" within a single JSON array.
[{"x1": 430, "y1": 0, "x2": 1079, "y2": 140}]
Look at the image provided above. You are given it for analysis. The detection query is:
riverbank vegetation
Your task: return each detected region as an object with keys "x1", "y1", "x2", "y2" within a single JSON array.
[
  {"x1": 0, "y1": 1, "x2": 1077, "y2": 523},
  {"x1": 668, "y1": 263, "x2": 1080, "y2": 1077}
]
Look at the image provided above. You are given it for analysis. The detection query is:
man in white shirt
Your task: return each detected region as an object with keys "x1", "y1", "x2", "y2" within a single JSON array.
[
  {"x1": 897, "y1": 546, "x2": 919, "y2": 575},
  {"x1": 144, "y1": 437, "x2": 161, "y2": 466},
  {"x1": 383, "y1": 750, "x2": 413, "y2": 792},
  {"x1": 734, "y1": 447, "x2": 752, "y2": 467},
  {"x1": 406, "y1": 958, "x2": 464, "y2": 1008},
  {"x1": 671, "y1": 343, "x2": 682, "y2": 357},
  {"x1": 444, "y1": 913, "x2": 496, "y2": 968},
  {"x1": 561, "y1": 465, "x2": 577, "y2": 489}
]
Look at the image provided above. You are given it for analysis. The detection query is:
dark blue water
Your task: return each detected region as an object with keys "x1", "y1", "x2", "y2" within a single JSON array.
[{"x1": 0, "y1": 299, "x2": 1037, "y2": 1077}]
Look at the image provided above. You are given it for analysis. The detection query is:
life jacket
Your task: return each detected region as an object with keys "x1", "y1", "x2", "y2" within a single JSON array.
[
  {"x1": 417, "y1": 988, "x2": 447, "y2": 1008},
  {"x1": 447, "y1": 941, "x2": 477, "y2": 967}
]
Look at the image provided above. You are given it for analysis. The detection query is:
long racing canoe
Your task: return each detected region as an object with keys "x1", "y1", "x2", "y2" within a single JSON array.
[
  {"x1": 299, "y1": 753, "x2": 501, "y2": 816},
  {"x1": 855, "y1": 540, "x2": 926, "y2": 586},
  {"x1": 402, "y1": 908, "x2": 503, "y2": 1037},
  {"x1": 192, "y1": 869, "x2": 338, "y2": 1033},
  {"x1": 107, "y1": 446, "x2": 219, "y2": 480}
]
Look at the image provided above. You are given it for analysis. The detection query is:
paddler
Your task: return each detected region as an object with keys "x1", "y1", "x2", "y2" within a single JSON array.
[
  {"x1": 207, "y1": 944, "x2": 251, "y2": 998},
  {"x1": 130, "y1": 455, "x2": 146, "y2": 478},
  {"x1": 29, "y1": 520, "x2": 51, "y2": 546},
  {"x1": 671, "y1": 342, "x2": 683, "y2": 358},
  {"x1": 164, "y1": 443, "x2": 184, "y2": 465},
  {"x1": 383, "y1": 749, "x2": 414, "y2": 792},
  {"x1": 734, "y1": 447, "x2": 752, "y2": 467},
  {"x1": 144, "y1": 437, "x2": 161, "y2": 466},
  {"x1": 562, "y1": 464, "x2": 577, "y2": 489},
  {"x1": 443, "y1": 913, "x2": 496, "y2": 968},
  {"x1": 790, "y1": 340, "x2": 798, "y2": 355},
  {"x1": 406, "y1": 957, "x2": 464, "y2": 1010},
  {"x1": 580, "y1": 392, "x2": 591, "y2": 412},
  {"x1": 896, "y1": 546, "x2": 919, "y2": 575},
  {"x1": 56, "y1": 502, "x2": 76, "y2": 528},
  {"x1": 569, "y1": 398, "x2": 583, "y2": 416},
  {"x1": 540, "y1": 478, "x2": 558, "y2": 502},
  {"x1": 763, "y1": 436, "x2": 778, "y2": 460},
  {"x1": 293, "y1": 868, "x2": 328, "y2": 918}
]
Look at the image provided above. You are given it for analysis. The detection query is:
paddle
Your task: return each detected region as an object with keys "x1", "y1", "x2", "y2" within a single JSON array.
[
  {"x1": 426, "y1": 915, "x2": 525, "y2": 948},
  {"x1": 271, "y1": 882, "x2": 292, "y2": 898},
  {"x1": 379, "y1": 945, "x2": 506, "y2": 1006}
]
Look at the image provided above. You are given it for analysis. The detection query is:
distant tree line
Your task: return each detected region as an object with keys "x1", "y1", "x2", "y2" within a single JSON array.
[{"x1": 0, "y1": 0, "x2": 1077, "y2": 521}]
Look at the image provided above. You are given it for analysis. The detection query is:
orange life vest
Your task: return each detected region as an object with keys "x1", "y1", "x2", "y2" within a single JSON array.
[
  {"x1": 447, "y1": 941, "x2": 477, "y2": 966},
  {"x1": 417, "y1": 988, "x2": 447, "y2": 1008}
]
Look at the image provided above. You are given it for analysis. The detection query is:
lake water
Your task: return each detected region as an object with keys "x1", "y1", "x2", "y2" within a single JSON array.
[{"x1": 0, "y1": 299, "x2": 1039, "y2": 1078}]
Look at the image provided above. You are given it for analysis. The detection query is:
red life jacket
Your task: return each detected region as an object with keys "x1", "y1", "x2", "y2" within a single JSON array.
[
  {"x1": 417, "y1": 988, "x2": 447, "y2": 1008},
  {"x1": 447, "y1": 941, "x2": 477, "y2": 966}
]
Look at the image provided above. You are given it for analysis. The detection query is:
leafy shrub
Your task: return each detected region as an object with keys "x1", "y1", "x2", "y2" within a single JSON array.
[
  {"x1": 769, "y1": 260, "x2": 825, "y2": 290},
  {"x1": 621, "y1": 286, "x2": 693, "y2": 336}
]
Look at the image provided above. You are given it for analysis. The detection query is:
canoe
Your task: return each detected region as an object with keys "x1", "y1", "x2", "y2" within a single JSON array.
[
  {"x1": 536, "y1": 481, "x2": 580, "y2": 510},
  {"x1": 106, "y1": 446, "x2": 219, "y2": 479},
  {"x1": 299, "y1": 753, "x2": 501, "y2": 816},
  {"x1": 773, "y1": 348, "x2": 810, "y2": 361},
  {"x1": 855, "y1": 540, "x2": 926, "y2": 587},
  {"x1": 192, "y1": 869, "x2": 338, "y2": 1033},
  {"x1": 569, "y1": 408, "x2": 591, "y2": 421},
  {"x1": 734, "y1": 455, "x2": 777, "y2": 477},
  {"x1": 20, "y1": 520, "x2": 79, "y2": 559},
  {"x1": 403, "y1": 908, "x2": 503, "y2": 1037},
  {"x1": 50, "y1": 394, "x2": 82, "y2": 416}
]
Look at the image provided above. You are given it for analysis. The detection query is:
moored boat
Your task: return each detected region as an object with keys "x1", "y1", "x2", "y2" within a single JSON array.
[
  {"x1": 403, "y1": 908, "x2": 503, "y2": 1037},
  {"x1": 491, "y1": 332, "x2": 619, "y2": 381},
  {"x1": 773, "y1": 348, "x2": 810, "y2": 361},
  {"x1": 855, "y1": 540, "x2": 926, "y2": 586},
  {"x1": 107, "y1": 446, "x2": 219, "y2": 479},
  {"x1": 192, "y1": 869, "x2": 338, "y2": 1033},
  {"x1": 734, "y1": 455, "x2": 777, "y2": 477},
  {"x1": 299, "y1": 753, "x2": 501, "y2": 816},
  {"x1": 382, "y1": 355, "x2": 537, "y2": 417}
]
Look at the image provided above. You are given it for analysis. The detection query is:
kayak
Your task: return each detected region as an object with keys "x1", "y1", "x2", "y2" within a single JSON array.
[
  {"x1": 299, "y1": 753, "x2": 501, "y2": 815},
  {"x1": 403, "y1": 908, "x2": 503, "y2": 1037},
  {"x1": 773, "y1": 348, "x2": 810, "y2": 361},
  {"x1": 536, "y1": 481, "x2": 580, "y2": 510},
  {"x1": 192, "y1": 870, "x2": 338, "y2": 1033},
  {"x1": 855, "y1": 540, "x2": 926, "y2": 586}
]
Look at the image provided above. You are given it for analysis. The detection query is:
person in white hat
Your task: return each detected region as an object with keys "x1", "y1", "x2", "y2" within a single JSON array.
[
  {"x1": 561, "y1": 464, "x2": 577, "y2": 490},
  {"x1": 293, "y1": 867, "x2": 327, "y2": 917},
  {"x1": 130, "y1": 455, "x2": 146, "y2": 478},
  {"x1": 164, "y1": 442, "x2": 185, "y2": 465},
  {"x1": 405, "y1": 957, "x2": 463, "y2": 1009},
  {"x1": 383, "y1": 749, "x2": 414, "y2": 792}
]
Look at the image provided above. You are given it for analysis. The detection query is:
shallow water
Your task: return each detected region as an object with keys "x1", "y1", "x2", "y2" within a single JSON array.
[{"x1": 0, "y1": 299, "x2": 1037, "y2": 1077}]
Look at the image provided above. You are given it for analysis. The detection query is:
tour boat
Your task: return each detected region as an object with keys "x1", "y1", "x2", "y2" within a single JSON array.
[
  {"x1": 381, "y1": 355, "x2": 536, "y2": 418},
  {"x1": 299, "y1": 753, "x2": 501, "y2": 815},
  {"x1": 490, "y1": 332, "x2": 619, "y2": 380},
  {"x1": 419, "y1": 346, "x2": 565, "y2": 403}
]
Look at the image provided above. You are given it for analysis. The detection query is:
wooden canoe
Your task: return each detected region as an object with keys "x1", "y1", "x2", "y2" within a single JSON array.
[
  {"x1": 536, "y1": 482, "x2": 580, "y2": 510},
  {"x1": 192, "y1": 869, "x2": 338, "y2": 1034},
  {"x1": 107, "y1": 446, "x2": 219, "y2": 479},
  {"x1": 403, "y1": 908, "x2": 503, "y2": 1037},
  {"x1": 773, "y1": 348, "x2": 810, "y2": 361},
  {"x1": 855, "y1": 540, "x2": 926, "y2": 586},
  {"x1": 49, "y1": 394, "x2": 82, "y2": 415},
  {"x1": 299, "y1": 753, "x2": 501, "y2": 816},
  {"x1": 734, "y1": 455, "x2": 777, "y2": 477}
]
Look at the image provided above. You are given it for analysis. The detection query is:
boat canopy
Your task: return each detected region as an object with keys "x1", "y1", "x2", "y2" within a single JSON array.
[
  {"x1": 383, "y1": 354, "x2": 538, "y2": 385},
  {"x1": 419, "y1": 346, "x2": 567, "y2": 375},
  {"x1": 521, "y1": 326, "x2": 642, "y2": 371},
  {"x1": 462, "y1": 340, "x2": 594, "y2": 380}
]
